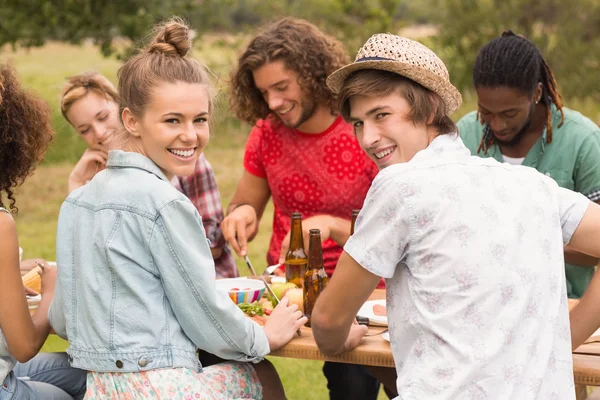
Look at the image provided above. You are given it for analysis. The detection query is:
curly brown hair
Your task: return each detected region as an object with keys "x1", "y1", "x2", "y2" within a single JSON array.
[
  {"x1": 0, "y1": 64, "x2": 54, "y2": 213},
  {"x1": 230, "y1": 17, "x2": 349, "y2": 125}
]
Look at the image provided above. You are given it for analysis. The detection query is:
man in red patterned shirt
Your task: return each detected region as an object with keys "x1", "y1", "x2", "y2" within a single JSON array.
[
  {"x1": 222, "y1": 17, "x2": 387, "y2": 400},
  {"x1": 172, "y1": 154, "x2": 238, "y2": 278}
]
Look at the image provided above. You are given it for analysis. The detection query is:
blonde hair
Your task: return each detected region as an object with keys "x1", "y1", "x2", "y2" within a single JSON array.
[
  {"x1": 117, "y1": 17, "x2": 214, "y2": 123},
  {"x1": 60, "y1": 72, "x2": 119, "y2": 123}
]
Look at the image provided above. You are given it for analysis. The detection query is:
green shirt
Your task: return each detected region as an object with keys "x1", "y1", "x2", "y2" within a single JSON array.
[{"x1": 458, "y1": 105, "x2": 600, "y2": 298}]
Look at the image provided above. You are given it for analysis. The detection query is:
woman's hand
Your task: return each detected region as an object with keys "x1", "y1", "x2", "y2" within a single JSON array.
[
  {"x1": 263, "y1": 297, "x2": 307, "y2": 351},
  {"x1": 68, "y1": 148, "x2": 108, "y2": 193},
  {"x1": 20, "y1": 258, "x2": 46, "y2": 276}
]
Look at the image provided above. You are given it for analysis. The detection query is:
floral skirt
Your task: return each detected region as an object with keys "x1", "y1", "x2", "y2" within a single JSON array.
[{"x1": 84, "y1": 362, "x2": 262, "y2": 399}]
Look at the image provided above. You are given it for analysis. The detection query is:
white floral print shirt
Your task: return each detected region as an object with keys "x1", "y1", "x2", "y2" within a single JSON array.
[{"x1": 346, "y1": 134, "x2": 588, "y2": 399}]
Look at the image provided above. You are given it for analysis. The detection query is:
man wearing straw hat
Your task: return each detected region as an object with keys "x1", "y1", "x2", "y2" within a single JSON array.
[{"x1": 311, "y1": 33, "x2": 600, "y2": 399}]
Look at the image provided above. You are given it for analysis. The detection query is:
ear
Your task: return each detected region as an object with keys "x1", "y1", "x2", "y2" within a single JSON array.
[
  {"x1": 121, "y1": 107, "x2": 141, "y2": 138},
  {"x1": 426, "y1": 93, "x2": 439, "y2": 125},
  {"x1": 534, "y1": 82, "x2": 543, "y2": 104}
]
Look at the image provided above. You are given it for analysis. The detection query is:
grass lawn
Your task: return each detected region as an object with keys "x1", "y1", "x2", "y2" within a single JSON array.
[{"x1": 3, "y1": 39, "x2": 600, "y2": 399}]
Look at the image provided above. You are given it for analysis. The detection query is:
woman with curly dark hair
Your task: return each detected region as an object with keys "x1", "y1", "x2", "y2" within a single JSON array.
[
  {"x1": 223, "y1": 17, "x2": 387, "y2": 400},
  {"x1": 0, "y1": 64, "x2": 87, "y2": 399}
]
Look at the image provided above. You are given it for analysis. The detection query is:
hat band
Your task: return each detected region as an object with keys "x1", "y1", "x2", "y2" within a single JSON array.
[{"x1": 356, "y1": 56, "x2": 394, "y2": 62}]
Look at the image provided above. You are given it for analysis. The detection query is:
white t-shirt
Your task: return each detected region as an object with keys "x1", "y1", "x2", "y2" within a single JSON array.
[
  {"x1": 502, "y1": 154, "x2": 526, "y2": 165},
  {"x1": 345, "y1": 134, "x2": 588, "y2": 399}
]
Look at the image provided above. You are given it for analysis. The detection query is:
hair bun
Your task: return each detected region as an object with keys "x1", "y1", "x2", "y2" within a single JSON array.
[{"x1": 148, "y1": 18, "x2": 194, "y2": 57}]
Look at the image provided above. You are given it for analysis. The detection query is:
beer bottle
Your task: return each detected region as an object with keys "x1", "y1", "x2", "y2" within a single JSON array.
[
  {"x1": 303, "y1": 229, "x2": 329, "y2": 327},
  {"x1": 284, "y1": 212, "x2": 307, "y2": 288},
  {"x1": 350, "y1": 209, "x2": 360, "y2": 236}
]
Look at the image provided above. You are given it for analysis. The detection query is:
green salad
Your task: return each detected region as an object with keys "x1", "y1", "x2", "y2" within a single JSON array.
[{"x1": 237, "y1": 301, "x2": 265, "y2": 316}]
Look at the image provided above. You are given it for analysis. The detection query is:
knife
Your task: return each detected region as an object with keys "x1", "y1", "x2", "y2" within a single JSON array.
[
  {"x1": 244, "y1": 255, "x2": 301, "y2": 336},
  {"x1": 245, "y1": 256, "x2": 280, "y2": 303}
]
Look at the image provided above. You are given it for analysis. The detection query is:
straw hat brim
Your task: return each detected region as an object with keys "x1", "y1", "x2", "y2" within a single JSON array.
[{"x1": 327, "y1": 60, "x2": 463, "y2": 115}]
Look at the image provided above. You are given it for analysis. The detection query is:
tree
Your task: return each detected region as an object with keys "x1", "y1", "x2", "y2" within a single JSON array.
[
  {"x1": 430, "y1": 0, "x2": 600, "y2": 99},
  {"x1": 0, "y1": 0, "x2": 404, "y2": 58},
  {"x1": 0, "y1": 0, "x2": 199, "y2": 57}
]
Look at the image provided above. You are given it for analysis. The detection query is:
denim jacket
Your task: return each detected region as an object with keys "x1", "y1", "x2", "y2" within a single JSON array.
[{"x1": 49, "y1": 150, "x2": 269, "y2": 373}]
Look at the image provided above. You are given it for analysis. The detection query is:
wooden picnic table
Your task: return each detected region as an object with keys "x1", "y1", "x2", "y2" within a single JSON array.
[
  {"x1": 270, "y1": 289, "x2": 391, "y2": 367},
  {"x1": 270, "y1": 291, "x2": 600, "y2": 394}
]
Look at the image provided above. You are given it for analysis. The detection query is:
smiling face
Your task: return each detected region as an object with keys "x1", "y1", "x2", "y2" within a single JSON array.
[
  {"x1": 348, "y1": 92, "x2": 436, "y2": 169},
  {"x1": 122, "y1": 81, "x2": 210, "y2": 180},
  {"x1": 476, "y1": 86, "x2": 540, "y2": 146},
  {"x1": 65, "y1": 91, "x2": 120, "y2": 150},
  {"x1": 252, "y1": 60, "x2": 317, "y2": 130}
]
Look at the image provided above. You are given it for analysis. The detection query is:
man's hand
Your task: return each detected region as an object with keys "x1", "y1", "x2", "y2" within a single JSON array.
[
  {"x1": 278, "y1": 215, "x2": 336, "y2": 264},
  {"x1": 222, "y1": 205, "x2": 258, "y2": 257},
  {"x1": 68, "y1": 148, "x2": 107, "y2": 193},
  {"x1": 344, "y1": 320, "x2": 368, "y2": 352}
]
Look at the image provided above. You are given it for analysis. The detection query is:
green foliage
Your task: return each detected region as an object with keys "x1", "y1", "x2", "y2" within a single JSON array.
[
  {"x1": 0, "y1": 0, "x2": 199, "y2": 58},
  {"x1": 0, "y1": 0, "x2": 403, "y2": 58},
  {"x1": 430, "y1": 0, "x2": 600, "y2": 99}
]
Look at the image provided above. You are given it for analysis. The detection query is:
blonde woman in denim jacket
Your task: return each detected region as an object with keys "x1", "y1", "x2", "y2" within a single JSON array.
[{"x1": 49, "y1": 18, "x2": 306, "y2": 400}]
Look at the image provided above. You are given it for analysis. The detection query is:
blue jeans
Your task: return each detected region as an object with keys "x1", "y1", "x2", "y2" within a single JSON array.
[
  {"x1": 323, "y1": 362, "x2": 381, "y2": 400},
  {"x1": 1, "y1": 353, "x2": 86, "y2": 400}
]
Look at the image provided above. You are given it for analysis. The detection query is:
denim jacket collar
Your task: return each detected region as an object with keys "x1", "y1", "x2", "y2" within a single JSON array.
[{"x1": 107, "y1": 150, "x2": 169, "y2": 182}]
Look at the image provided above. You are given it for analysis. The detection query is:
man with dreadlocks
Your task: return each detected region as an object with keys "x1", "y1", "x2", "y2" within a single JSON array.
[{"x1": 458, "y1": 31, "x2": 600, "y2": 299}]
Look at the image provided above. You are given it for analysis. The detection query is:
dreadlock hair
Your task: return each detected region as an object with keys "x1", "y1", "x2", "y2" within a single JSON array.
[{"x1": 472, "y1": 30, "x2": 564, "y2": 154}]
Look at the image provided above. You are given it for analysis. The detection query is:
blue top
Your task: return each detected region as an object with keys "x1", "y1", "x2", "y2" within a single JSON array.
[{"x1": 49, "y1": 150, "x2": 269, "y2": 373}]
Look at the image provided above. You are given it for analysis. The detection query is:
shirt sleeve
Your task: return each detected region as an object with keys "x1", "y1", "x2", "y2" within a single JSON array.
[
  {"x1": 243, "y1": 122, "x2": 267, "y2": 178},
  {"x1": 150, "y1": 199, "x2": 270, "y2": 362},
  {"x1": 457, "y1": 111, "x2": 484, "y2": 156},
  {"x1": 48, "y1": 275, "x2": 67, "y2": 339},
  {"x1": 557, "y1": 186, "x2": 591, "y2": 245},
  {"x1": 49, "y1": 201, "x2": 72, "y2": 339},
  {"x1": 573, "y1": 127, "x2": 600, "y2": 200},
  {"x1": 175, "y1": 155, "x2": 225, "y2": 248},
  {"x1": 344, "y1": 171, "x2": 411, "y2": 278}
]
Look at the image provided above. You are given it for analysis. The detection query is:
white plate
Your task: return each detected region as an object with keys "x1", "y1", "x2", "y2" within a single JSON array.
[
  {"x1": 357, "y1": 299, "x2": 387, "y2": 326},
  {"x1": 382, "y1": 331, "x2": 390, "y2": 342}
]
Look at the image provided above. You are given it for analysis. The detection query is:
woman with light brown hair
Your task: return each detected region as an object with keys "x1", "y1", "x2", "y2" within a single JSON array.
[
  {"x1": 50, "y1": 17, "x2": 305, "y2": 399},
  {"x1": 60, "y1": 71, "x2": 239, "y2": 278},
  {"x1": 60, "y1": 72, "x2": 120, "y2": 193}
]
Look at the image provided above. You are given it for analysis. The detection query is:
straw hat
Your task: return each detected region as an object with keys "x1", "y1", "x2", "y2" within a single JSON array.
[{"x1": 327, "y1": 33, "x2": 462, "y2": 114}]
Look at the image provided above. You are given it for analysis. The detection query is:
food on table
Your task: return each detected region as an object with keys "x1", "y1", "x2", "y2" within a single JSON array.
[
  {"x1": 238, "y1": 300, "x2": 273, "y2": 326},
  {"x1": 229, "y1": 287, "x2": 252, "y2": 292},
  {"x1": 259, "y1": 298, "x2": 274, "y2": 315},
  {"x1": 237, "y1": 301, "x2": 265, "y2": 316},
  {"x1": 269, "y1": 282, "x2": 297, "y2": 304},
  {"x1": 250, "y1": 315, "x2": 267, "y2": 326},
  {"x1": 285, "y1": 288, "x2": 304, "y2": 312},
  {"x1": 373, "y1": 304, "x2": 387, "y2": 317},
  {"x1": 22, "y1": 266, "x2": 42, "y2": 294}
]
